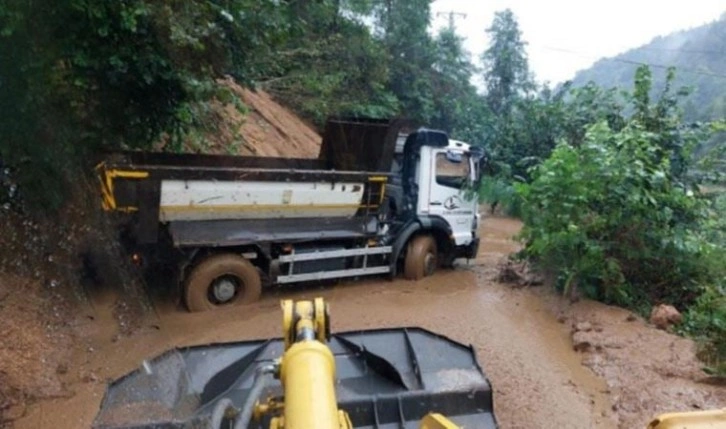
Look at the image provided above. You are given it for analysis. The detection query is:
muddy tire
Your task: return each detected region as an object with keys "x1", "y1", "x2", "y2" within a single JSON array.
[
  {"x1": 185, "y1": 254, "x2": 262, "y2": 312},
  {"x1": 404, "y1": 235, "x2": 438, "y2": 280}
]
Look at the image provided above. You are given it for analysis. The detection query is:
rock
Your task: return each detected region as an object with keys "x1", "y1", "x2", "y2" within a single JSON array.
[
  {"x1": 575, "y1": 321, "x2": 593, "y2": 332},
  {"x1": 572, "y1": 331, "x2": 592, "y2": 352},
  {"x1": 626, "y1": 314, "x2": 637, "y2": 322},
  {"x1": 81, "y1": 371, "x2": 99, "y2": 383},
  {"x1": 497, "y1": 260, "x2": 545, "y2": 287},
  {"x1": 649, "y1": 304, "x2": 682, "y2": 330},
  {"x1": 497, "y1": 261, "x2": 525, "y2": 284}
]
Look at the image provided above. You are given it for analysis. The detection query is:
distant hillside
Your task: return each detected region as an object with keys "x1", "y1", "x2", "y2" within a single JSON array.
[{"x1": 569, "y1": 14, "x2": 726, "y2": 121}]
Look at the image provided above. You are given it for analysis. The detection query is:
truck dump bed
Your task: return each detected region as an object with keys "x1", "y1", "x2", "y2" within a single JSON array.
[
  {"x1": 93, "y1": 328, "x2": 497, "y2": 429},
  {"x1": 97, "y1": 118, "x2": 406, "y2": 245},
  {"x1": 99, "y1": 151, "x2": 387, "y2": 220}
]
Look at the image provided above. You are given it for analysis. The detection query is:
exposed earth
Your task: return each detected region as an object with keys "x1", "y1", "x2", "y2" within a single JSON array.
[
  {"x1": 2, "y1": 217, "x2": 723, "y2": 429},
  {"x1": 161, "y1": 77, "x2": 321, "y2": 158},
  {"x1": 1, "y1": 87, "x2": 723, "y2": 429}
]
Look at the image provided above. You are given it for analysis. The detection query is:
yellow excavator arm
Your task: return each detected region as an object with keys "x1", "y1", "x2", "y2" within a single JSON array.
[
  {"x1": 264, "y1": 299, "x2": 726, "y2": 429},
  {"x1": 256, "y1": 298, "x2": 461, "y2": 429},
  {"x1": 647, "y1": 408, "x2": 726, "y2": 429}
]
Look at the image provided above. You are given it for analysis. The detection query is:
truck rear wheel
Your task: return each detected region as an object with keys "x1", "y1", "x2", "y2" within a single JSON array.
[
  {"x1": 404, "y1": 235, "x2": 438, "y2": 280},
  {"x1": 185, "y1": 254, "x2": 262, "y2": 312}
]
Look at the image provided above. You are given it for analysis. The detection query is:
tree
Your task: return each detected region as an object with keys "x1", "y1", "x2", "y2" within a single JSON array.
[
  {"x1": 631, "y1": 66, "x2": 702, "y2": 183},
  {"x1": 429, "y1": 25, "x2": 487, "y2": 140},
  {"x1": 475, "y1": 9, "x2": 543, "y2": 182},
  {"x1": 481, "y1": 9, "x2": 533, "y2": 117},
  {"x1": 373, "y1": 0, "x2": 437, "y2": 122},
  {"x1": 258, "y1": 0, "x2": 399, "y2": 123},
  {"x1": 0, "y1": 0, "x2": 292, "y2": 208}
]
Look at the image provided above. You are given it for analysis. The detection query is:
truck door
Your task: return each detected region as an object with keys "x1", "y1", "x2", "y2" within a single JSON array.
[{"x1": 427, "y1": 149, "x2": 477, "y2": 246}]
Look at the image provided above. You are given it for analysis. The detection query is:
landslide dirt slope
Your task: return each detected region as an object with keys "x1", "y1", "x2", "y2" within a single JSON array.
[
  {"x1": 172, "y1": 77, "x2": 321, "y2": 158},
  {"x1": 231, "y1": 79, "x2": 321, "y2": 158}
]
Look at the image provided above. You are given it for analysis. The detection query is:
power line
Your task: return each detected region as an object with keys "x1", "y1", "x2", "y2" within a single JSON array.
[{"x1": 536, "y1": 45, "x2": 726, "y2": 80}]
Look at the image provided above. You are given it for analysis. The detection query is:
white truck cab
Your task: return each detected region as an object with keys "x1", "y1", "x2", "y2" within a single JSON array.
[
  {"x1": 388, "y1": 130, "x2": 483, "y2": 272},
  {"x1": 420, "y1": 140, "x2": 479, "y2": 247}
]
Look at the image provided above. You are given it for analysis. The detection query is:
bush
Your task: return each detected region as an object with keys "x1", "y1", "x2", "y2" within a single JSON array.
[
  {"x1": 512, "y1": 68, "x2": 726, "y2": 376},
  {"x1": 681, "y1": 284, "x2": 726, "y2": 376},
  {"x1": 476, "y1": 162, "x2": 524, "y2": 216},
  {"x1": 516, "y1": 121, "x2": 713, "y2": 308},
  {"x1": 680, "y1": 192, "x2": 726, "y2": 376}
]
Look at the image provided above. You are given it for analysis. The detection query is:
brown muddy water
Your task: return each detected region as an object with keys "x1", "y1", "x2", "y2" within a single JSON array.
[{"x1": 13, "y1": 217, "x2": 660, "y2": 429}]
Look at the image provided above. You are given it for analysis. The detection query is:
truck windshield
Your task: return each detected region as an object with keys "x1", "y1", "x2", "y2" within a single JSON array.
[{"x1": 436, "y1": 152, "x2": 471, "y2": 189}]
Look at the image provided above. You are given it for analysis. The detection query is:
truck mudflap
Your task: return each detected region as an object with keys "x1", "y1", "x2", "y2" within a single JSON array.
[
  {"x1": 93, "y1": 328, "x2": 497, "y2": 429},
  {"x1": 459, "y1": 237, "x2": 480, "y2": 260}
]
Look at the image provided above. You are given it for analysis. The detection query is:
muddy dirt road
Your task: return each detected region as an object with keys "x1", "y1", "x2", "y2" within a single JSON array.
[{"x1": 11, "y1": 217, "x2": 723, "y2": 428}]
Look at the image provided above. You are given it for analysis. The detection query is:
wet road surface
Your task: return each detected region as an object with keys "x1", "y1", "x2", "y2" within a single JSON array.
[{"x1": 15, "y1": 217, "x2": 616, "y2": 429}]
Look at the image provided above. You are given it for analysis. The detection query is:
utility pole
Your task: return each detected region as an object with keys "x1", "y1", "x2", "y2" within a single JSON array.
[{"x1": 436, "y1": 11, "x2": 467, "y2": 31}]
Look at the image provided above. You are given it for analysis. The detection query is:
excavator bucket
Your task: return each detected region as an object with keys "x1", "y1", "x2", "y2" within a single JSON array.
[{"x1": 94, "y1": 328, "x2": 497, "y2": 429}]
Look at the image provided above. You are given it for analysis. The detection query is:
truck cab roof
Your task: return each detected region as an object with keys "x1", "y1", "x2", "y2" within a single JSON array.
[{"x1": 395, "y1": 132, "x2": 471, "y2": 155}]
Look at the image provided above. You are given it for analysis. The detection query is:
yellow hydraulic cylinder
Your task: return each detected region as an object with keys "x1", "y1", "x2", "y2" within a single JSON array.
[
  {"x1": 647, "y1": 408, "x2": 726, "y2": 428},
  {"x1": 279, "y1": 334, "x2": 340, "y2": 429},
  {"x1": 420, "y1": 413, "x2": 461, "y2": 429}
]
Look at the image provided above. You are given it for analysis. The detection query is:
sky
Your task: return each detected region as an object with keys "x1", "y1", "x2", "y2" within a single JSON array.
[{"x1": 430, "y1": 0, "x2": 726, "y2": 85}]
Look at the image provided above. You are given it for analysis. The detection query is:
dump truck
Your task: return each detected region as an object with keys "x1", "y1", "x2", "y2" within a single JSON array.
[
  {"x1": 97, "y1": 118, "x2": 485, "y2": 311},
  {"x1": 93, "y1": 298, "x2": 499, "y2": 428}
]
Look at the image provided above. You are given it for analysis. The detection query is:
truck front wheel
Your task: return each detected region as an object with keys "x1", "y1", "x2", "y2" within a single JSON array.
[
  {"x1": 185, "y1": 254, "x2": 262, "y2": 312},
  {"x1": 404, "y1": 235, "x2": 438, "y2": 280}
]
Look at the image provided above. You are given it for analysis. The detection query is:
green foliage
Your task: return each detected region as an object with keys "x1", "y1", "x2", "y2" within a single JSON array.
[
  {"x1": 428, "y1": 25, "x2": 490, "y2": 144},
  {"x1": 557, "y1": 83, "x2": 628, "y2": 147},
  {"x1": 481, "y1": 9, "x2": 534, "y2": 116},
  {"x1": 375, "y1": 0, "x2": 437, "y2": 122},
  {"x1": 261, "y1": 6, "x2": 399, "y2": 124},
  {"x1": 0, "y1": 0, "x2": 291, "y2": 209},
  {"x1": 568, "y1": 16, "x2": 726, "y2": 167},
  {"x1": 517, "y1": 122, "x2": 713, "y2": 306},
  {"x1": 631, "y1": 67, "x2": 705, "y2": 182},
  {"x1": 260, "y1": 0, "x2": 490, "y2": 146},
  {"x1": 679, "y1": 185, "x2": 725, "y2": 373},
  {"x1": 515, "y1": 66, "x2": 725, "y2": 372},
  {"x1": 680, "y1": 268, "x2": 726, "y2": 376},
  {"x1": 477, "y1": 170, "x2": 523, "y2": 217},
  {"x1": 478, "y1": 9, "x2": 545, "y2": 179}
]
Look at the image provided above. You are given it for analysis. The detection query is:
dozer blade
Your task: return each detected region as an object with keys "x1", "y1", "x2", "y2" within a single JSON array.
[{"x1": 94, "y1": 328, "x2": 497, "y2": 429}]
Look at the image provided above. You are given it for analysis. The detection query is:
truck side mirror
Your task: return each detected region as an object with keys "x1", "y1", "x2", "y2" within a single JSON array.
[{"x1": 468, "y1": 146, "x2": 487, "y2": 184}]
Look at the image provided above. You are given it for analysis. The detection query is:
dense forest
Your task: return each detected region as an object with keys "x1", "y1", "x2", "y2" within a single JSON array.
[{"x1": 0, "y1": 1, "x2": 724, "y2": 373}]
